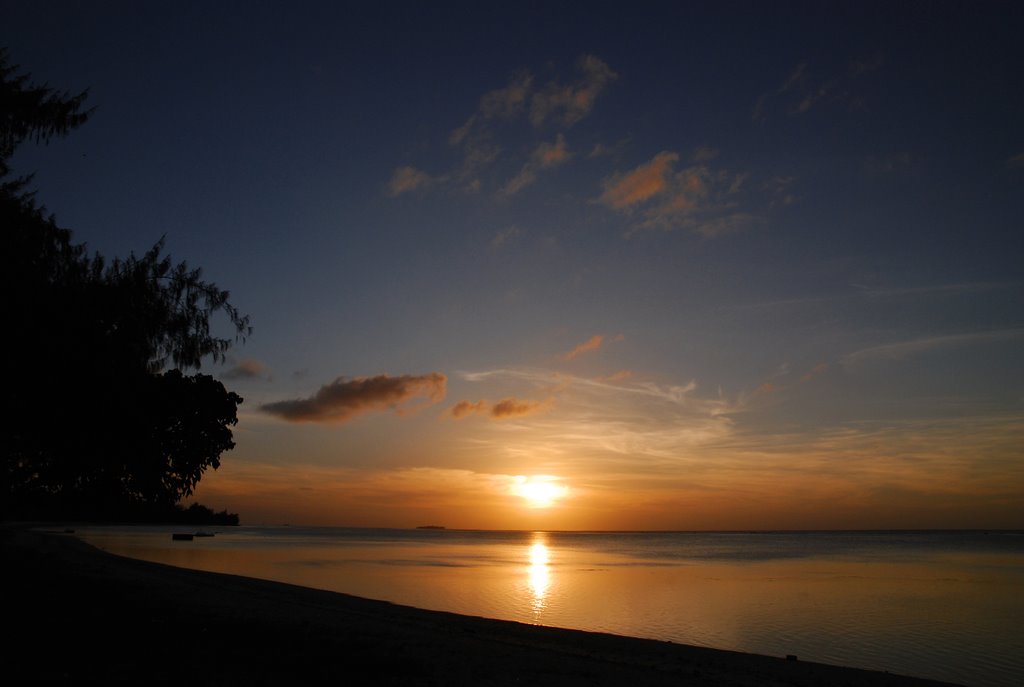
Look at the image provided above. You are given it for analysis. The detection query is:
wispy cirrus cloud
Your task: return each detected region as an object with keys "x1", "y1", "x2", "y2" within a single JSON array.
[
  {"x1": 800, "y1": 362, "x2": 830, "y2": 383},
  {"x1": 261, "y1": 373, "x2": 447, "y2": 423},
  {"x1": 841, "y1": 330, "x2": 1024, "y2": 368},
  {"x1": 456, "y1": 368, "x2": 734, "y2": 469},
  {"x1": 562, "y1": 333, "x2": 624, "y2": 361}
]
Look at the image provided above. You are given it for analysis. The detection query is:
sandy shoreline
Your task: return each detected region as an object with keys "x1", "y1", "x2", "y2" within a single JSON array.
[{"x1": 3, "y1": 525, "x2": 964, "y2": 686}]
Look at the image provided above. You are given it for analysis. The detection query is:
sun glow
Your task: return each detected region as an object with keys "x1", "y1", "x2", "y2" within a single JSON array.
[
  {"x1": 527, "y1": 533, "x2": 550, "y2": 616},
  {"x1": 512, "y1": 475, "x2": 569, "y2": 509}
]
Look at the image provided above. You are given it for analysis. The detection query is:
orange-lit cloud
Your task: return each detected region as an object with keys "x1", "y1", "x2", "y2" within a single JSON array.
[
  {"x1": 448, "y1": 397, "x2": 551, "y2": 420},
  {"x1": 400, "y1": 56, "x2": 614, "y2": 197},
  {"x1": 261, "y1": 373, "x2": 447, "y2": 423},
  {"x1": 491, "y1": 397, "x2": 550, "y2": 418},
  {"x1": 601, "y1": 151, "x2": 756, "y2": 236},
  {"x1": 529, "y1": 54, "x2": 617, "y2": 127},
  {"x1": 599, "y1": 151, "x2": 679, "y2": 209},
  {"x1": 800, "y1": 363, "x2": 830, "y2": 383},
  {"x1": 449, "y1": 399, "x2": 488, "y2": 419},
  {"x1": 386, "y1": 165, "x2": 435, "y2": 196},
  {"x1": 221, "y1": 358, "x2": 270, "y2": 381},
  {"x1": 221, "y1": 355, "x2": 1024, "y2": 530},
  {"x1": 562, "y1": 334, "x2": 606, "y2": 360},
  {"x1": 195, "y1": 409, "x2": 1024, "y2": 529},
  {"x1": 534, "y1": 134, "x2": 571, "y2": 166},
  {"x1": 501, "y1": 134, "x2": 572, "y2": 195},
  {"x1": 598, "y1": 369, "x2": 634, "y2": 382},
  {"x1": 451, "y1": 71, "x2": 533, "y2": 145}
]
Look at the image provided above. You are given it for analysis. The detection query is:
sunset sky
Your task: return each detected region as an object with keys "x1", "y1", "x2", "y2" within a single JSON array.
[{"x1": 7, "y1": 1, "x2": 1023, "y2": 529}]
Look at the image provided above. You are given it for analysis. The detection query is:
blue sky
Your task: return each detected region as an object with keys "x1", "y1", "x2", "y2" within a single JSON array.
[{"x1": 6, "y1": 1, "x2": 1023, "y2": 528}]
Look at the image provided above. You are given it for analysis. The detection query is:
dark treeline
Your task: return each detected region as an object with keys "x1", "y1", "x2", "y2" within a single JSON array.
[{"x1": 1, "y1": 49, "x2": 247, "y2": 525}]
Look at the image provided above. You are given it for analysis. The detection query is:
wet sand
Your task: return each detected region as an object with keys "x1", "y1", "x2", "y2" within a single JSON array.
[{"x1": 3, "y1": 525, "x2": 964, "y2": 686}]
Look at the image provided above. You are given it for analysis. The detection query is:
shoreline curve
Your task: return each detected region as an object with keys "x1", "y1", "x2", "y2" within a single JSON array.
[{"x1": 3, "y1": 524, "x2": 964, "y2": 686}]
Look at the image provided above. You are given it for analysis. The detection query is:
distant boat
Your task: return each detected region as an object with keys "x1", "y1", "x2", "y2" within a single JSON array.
[
  {"x1": 194, "y1": 531, "x2": 215, "y2": 537},
  {"x1": 416, "y1": 525, "x2": 446, "y2": 530},
  {"x1": 171, "y1": 533, "x2": 194, "y2": 541}
]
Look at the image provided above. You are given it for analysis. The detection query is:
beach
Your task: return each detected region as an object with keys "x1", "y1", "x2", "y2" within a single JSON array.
[{"x1": 3, "y1": 525, "x2": 965, "y2": 686}]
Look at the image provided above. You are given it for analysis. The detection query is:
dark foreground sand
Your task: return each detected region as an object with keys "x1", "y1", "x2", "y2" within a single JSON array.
[{"x1": 3, "y1": 526, "x2": 964, "y2": 687}]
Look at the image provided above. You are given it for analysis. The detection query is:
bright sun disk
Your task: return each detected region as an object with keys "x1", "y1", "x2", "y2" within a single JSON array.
[{"x1": 512, "y1": 475, "x2": 568, "y2": 508}]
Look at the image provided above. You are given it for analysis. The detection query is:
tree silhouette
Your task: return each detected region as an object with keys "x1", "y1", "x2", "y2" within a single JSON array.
[{"x1": 1, "y1": 49, "x2": 248, "y2": 520}]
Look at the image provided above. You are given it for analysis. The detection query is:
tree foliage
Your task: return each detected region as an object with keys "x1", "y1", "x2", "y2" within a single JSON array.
[
  {"x1": 1, "y1": 49, "x2": 248, "y2": 520},
  {"x1": 0, "y1": 47, "x2": 91, "y2": 176}
]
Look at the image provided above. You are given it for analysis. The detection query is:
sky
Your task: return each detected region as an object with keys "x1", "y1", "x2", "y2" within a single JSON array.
[{"x1": 5, "y1": 1, "x2": 1024, "y2": 530}]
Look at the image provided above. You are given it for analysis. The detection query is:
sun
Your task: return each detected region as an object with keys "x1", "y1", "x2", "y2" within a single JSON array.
[{"x1": 512, "y1": 475, "x2": 569, "y2": 509}]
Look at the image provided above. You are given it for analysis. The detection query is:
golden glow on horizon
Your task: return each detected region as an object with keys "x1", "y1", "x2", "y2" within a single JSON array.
[{"x1": 512, "y1": 475, "x2": 569, "y2": 509}]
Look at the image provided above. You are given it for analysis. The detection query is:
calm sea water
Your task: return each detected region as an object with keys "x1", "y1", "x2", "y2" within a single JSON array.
[{"x1": 76, "y1": 527, "x2": 1023, "y2": 687}]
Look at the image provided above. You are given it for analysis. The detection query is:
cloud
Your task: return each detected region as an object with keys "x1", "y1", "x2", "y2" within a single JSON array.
[
  {"x1": 393, "y1": 56, "x2": 614, "y2": 197},
  {"x1": 588, "y1": 136, "x2": 631, "y2": 159},
  {"x1": 598, "y1": 369, "x2": 634, "y2": 382},
  {"x1": 599, "y1": 151, "x2": 679, "y2": 209},
  {"x1": 490, "y1": 225, "x2": 523, "y2": 249},
  {"x1": 221, "y1": 358, "x2": 270, "y2": 381},
  {"x1": 492, "y1": 397, "x2": 550, "y2": 418},
  {"x1": 852, "y1": 281, "x2": 1017, "y2": 299},
  {"x1": 501, "y1": 134, "x2": 572, "y2": 195},
  {"x1": 1007, "y1": 153, "x2": 1024, "y2": 169},
  {"x1": 600, "y1": 151, "x2": 755, "y2": 236},
  {"x1": 386, "y1": 165, "x2": 435, "y2": 196},
  {"x1": 562, "y1": 334, "x2": 606, "y2": 360},
  {"x1": 800, "y1": 363, "x2": 830, "y2": 383},
  {"x1": 754, "y1": 54, "x2": 882, "y2": 122},
  {"x1": 848, "y1": 51, "x2": 885, "y2": 77},
  {"x1": 449, "y1": 71, "x2": 533, "y2": 150},
  {"x1": 693, "y1": 146, "x2": 720, "y2": 162},
  {"x1": 841, "y1": 330, "x2": 1024, "y2": 368},
  {"x1": 793, "y1": 81, "x2": 837, "y2": 114},
  {"x1": 261, "y1": 373, "x2": 447, "y2": 423},
  {"x1": 753, "y1": 62, "x2": 806, "y2": 122},
  {"x1": 448, "y1": 397, "x2": 551, "y2": 420},
  {"x1": 451, "y1": 56, "x2": 613, "y2": 144},
  {"x1": 529, "y1": 54, "x2": 617, "y2": 128},
  {"x1": 456, "y1": 368, "x2": 734, "y2": 469},
  {"x1": 764, "y1": 175, "x2": 799, "y2": 208},
  {"x1": 449, "y1": 399, "x2": 488, "y2": 419}
]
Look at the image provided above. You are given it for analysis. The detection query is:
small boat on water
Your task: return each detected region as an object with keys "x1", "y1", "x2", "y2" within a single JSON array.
[
  {"x1": 194, "y1": 531, "x2": 215, "y2": 537},
  {"x1": 171, "y1": 533, "x2": 194, "y2": 541}
]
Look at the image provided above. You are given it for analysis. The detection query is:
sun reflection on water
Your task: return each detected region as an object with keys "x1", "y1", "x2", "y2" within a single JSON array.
[{"x1": 527, "y1": 533, "x2": 550, "y2": 618}]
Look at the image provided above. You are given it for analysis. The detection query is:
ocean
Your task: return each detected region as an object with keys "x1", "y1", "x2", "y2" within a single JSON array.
[{"x1": 75, "y1": 527, "x2": 1023, "y2": 687}]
